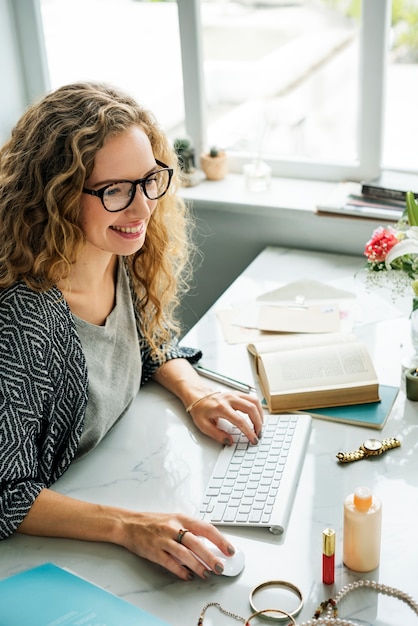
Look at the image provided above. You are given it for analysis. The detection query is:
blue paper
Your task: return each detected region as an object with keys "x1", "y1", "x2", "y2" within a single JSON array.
[
  {"x1": 0, "y1": 562, "x2": 171, "y2": 626},
  {"x1": 303, "y1": 384, "x2": 399, "y2": 429}
]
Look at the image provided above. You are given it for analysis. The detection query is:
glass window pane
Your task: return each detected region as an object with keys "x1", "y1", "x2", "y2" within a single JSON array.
[
  {"x1": 39, "y1": 0, "x2": 185, "y2": 135},
  {"x1": 201, "y1": 0, "x2": 361, "y2": 164},
  {"x1": 383, "y1": 0, "x2": 418, "y2": 171}
]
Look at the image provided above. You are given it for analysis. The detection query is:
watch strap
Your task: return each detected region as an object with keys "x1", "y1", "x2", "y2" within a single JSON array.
[
  {"x1": 336, "y1": 448, "x2": 366, "y2": 463},
  {"x1": 381, "y1": 437, "x2": 401, "y2": 452}
]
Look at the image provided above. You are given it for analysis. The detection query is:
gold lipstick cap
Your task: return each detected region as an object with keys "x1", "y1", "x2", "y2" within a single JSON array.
[{"x1": 323, "y1": 528, "x2": 335, "y2": 556}]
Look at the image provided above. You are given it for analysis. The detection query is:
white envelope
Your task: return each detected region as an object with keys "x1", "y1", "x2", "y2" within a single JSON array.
[
  {"x1": 257, "y1": 303, "x2": 341, "y2": 333},
  {"x1": 256, "y1": 278, "x2": 355, "y2": 305},
  {"x1": 217, "y1": 279, "x2": 358, "y2": 344}
]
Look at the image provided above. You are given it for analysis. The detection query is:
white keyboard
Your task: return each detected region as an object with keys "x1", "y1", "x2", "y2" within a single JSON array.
[{"x1": 198, "y1": 414, "x2": 311, "y2": 535}]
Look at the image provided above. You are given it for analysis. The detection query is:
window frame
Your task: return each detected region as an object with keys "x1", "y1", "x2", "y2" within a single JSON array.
[
  {"x1": 9, "y1": 0, "x2": 50, "y2": 103},
  {"x1": 12, "y1": 0, "x2": 391, "y2": 183},
  {"x1": 178, "y1": 0, "x2": 391, "y2": 182}
]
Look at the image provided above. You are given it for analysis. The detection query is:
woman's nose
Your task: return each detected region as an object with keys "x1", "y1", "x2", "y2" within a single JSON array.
[{"x1": 127, "y1": 184, "x2": 154, "y2": 215}]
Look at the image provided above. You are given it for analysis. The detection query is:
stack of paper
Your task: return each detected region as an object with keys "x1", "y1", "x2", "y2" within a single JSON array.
[{"x1": 216, "y1": 279, "x2": 357, "y2": 344}]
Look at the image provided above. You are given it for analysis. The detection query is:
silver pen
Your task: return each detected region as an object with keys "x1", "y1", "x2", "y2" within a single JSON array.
[{"x1": 194, "y1": 365, "x2": 256, "y2": 393}]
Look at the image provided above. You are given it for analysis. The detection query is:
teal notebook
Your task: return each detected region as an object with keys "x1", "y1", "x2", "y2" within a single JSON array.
[
  {"x1": 0, "y1": 563, "x2": 171, "y2": 626},
  {"x1": 299, "y1": 384, "x2": 399, "y2": 429}
]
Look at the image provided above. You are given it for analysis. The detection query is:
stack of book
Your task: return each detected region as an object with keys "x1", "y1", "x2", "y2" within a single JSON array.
[
  {"x1": 316, "y1": 171, "x2": 418, "y2": 220},
  {"x1": 248, "y1": 333, "x2": 399, "y2": 429}
]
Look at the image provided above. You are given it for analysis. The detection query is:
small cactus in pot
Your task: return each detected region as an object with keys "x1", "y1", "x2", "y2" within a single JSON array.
[{"x1": 200, "y1": 145, "x2": 228, "y2": 181}]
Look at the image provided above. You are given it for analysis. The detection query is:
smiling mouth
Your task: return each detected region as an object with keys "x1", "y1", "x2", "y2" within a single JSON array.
[{"x1": 111, "y1": 224, "x2": 143, "y2": 234}]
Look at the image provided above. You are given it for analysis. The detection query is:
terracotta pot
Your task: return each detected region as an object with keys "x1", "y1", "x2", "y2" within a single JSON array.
[{"x1": 200, "y1": 151, "x2": 228, "y2": 180}]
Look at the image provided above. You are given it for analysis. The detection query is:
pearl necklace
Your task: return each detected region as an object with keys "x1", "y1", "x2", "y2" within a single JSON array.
[
  {"x1": 298, "y1": 580, "x2": 418, "y2": 626},
  {"x1": 197, "y1": 579, "x2": 418, "y2": 626}
]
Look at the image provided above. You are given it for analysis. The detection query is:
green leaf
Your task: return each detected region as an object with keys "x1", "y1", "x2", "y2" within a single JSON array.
[{"x1": 406, "y1": 191, "x2": 418, "y2": 226}]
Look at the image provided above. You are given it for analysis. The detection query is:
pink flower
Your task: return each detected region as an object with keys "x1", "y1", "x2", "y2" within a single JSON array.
[{"x1": 364, "y1": 227, "x2": 399, "y2": 264}]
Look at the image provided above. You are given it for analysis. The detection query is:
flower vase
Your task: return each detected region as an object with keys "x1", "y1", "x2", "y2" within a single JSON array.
[{"x1": 412, "y1": 297, "x2": 418, "y2": 356}]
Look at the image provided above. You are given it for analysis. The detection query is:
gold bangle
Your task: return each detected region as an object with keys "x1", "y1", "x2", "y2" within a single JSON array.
[
  {"x1": 249, "y1": 580, "x2": 304, "y2": 622},
  {"x1": 185, "y1": 391, "x2": 221, "y2": 413},
  {"x1": 246, "y1": 609, "x2": 296, "y2": 625}
]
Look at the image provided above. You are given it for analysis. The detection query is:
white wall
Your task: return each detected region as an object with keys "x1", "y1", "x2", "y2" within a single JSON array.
[{"x1": 180, "y1": 188, "x2": 382, "y2": 334}]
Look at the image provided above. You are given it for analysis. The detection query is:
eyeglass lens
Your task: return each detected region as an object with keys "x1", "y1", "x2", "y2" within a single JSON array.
[{"x1": 103, "y1": 169, "x2": 171, "y2": 211}]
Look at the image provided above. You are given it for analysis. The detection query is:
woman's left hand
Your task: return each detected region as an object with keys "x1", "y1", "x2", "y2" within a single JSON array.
[
  {"x1": 187, "y1": 389, "x2": 264, "y2": 446},
  {"x1": 153, "y1": 358, "x2": 264, "y2": 445}
]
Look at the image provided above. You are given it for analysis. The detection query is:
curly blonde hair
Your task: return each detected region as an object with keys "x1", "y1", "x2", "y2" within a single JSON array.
[{"x1": 0, "y1": 81, "x2": 195, "y2": 358}]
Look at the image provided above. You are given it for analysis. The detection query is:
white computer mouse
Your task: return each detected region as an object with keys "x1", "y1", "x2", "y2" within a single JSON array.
[{"x1": 194, "y1": 537, "x2": 245, "y2": 577}]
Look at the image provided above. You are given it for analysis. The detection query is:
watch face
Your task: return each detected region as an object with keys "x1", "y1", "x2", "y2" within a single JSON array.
[{"x1": 363, "y1": 438, "x2": 382, "y2": 452}]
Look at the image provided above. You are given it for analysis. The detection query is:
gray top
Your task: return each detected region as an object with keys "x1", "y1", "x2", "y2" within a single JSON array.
[
  {"x1": 74, "y1": 260, "x2": 141, "y2": 458},
  {"x1": 0, "y1": 263, "x2": 201, "y2": 538}
]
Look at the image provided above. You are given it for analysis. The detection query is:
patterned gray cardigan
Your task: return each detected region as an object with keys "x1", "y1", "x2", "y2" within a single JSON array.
[{"x1": 0, "y1": 280, "x2": 201, "y2": 539}]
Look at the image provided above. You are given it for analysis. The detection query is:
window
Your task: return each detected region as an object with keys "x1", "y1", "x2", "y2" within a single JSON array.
[
  {"x1": 39, "y1": 0, "x2": 185, "y2": 134},
  {"x1": 14, "y1": 0, "x2": 418, "y2": 182},
  {"x1": 200, "y1": 2, "x2": 361, "y2": 165},
  {"x1": 178, "y1": 0, "x2": 391, "y2": 181},
  {"x1": 383, "y1": 0, "x2": 418, "y2": 172}
]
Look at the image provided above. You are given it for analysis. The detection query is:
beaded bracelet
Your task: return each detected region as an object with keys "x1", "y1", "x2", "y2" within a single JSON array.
[{"x1": 185, "y1": 391, "x2": 221, "y2": 413}]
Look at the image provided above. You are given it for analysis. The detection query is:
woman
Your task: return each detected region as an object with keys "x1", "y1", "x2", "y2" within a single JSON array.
[{"x1": 0, "y1": 82, "x2": 263, "y2": 580}]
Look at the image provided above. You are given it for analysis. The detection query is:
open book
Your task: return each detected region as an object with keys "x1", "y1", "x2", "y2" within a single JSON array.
[{"x1": 248, "y1": 333, "x2": 380, "y2": 413}]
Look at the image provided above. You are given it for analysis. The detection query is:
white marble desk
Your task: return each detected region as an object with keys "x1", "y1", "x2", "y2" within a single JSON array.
[{"x1": 1, "y1": 247, "x2": 417, "y2": 625}]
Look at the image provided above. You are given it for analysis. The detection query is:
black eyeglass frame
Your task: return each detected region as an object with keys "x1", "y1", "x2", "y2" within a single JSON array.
[{"x1": 82, "y1": 159, "x2": 173, "y2": 212}]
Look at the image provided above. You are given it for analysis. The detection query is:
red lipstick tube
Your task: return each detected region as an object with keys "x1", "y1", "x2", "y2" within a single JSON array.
[{"x1": 322, "y1": 528, "x2": 335, "y2": 585}]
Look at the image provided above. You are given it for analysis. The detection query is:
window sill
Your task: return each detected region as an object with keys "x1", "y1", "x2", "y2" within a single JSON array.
[
  {"x1": 179, "y1": 171, "x2": 386, "y2": 261},
  {"x1": 180, "y1": 172, "x2": 397, "y2": 229},
  {"x1": 180, "y1": 172, "x2": 334, "y2": 215}
]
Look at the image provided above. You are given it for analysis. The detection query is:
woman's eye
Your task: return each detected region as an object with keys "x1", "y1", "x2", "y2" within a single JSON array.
[{"x1": 104, "y1": 184, "x2": 127, "y2": 197}]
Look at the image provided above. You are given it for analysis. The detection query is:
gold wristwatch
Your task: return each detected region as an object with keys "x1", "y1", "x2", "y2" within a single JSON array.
[{"x1": 336, "y1": 437, "x2": 401, "y2": 463}]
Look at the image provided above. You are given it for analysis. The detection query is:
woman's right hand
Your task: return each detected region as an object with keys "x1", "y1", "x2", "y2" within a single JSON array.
[
  {"x1": 18, "y1": 489, "x2": 236, "y2": 580},
  {"x1": 117, "y1": 510, "x2": 236, "y2": 580}
]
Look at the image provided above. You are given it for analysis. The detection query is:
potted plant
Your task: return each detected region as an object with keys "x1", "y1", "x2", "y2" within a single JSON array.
[
  {"x1": 173, "y1": 137, "x2": 202, "y2": 187},
  {"x1": 200, "y1": 146, "x2": 228, "y2": 181}
]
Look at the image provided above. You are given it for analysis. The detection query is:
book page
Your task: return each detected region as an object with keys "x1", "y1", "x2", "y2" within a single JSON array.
[
  {"x1": 260, "y1": 342, "x2": 377, "y2": 394},
  {"x1": 248, "y1": 332, "x2": 357, "y2": 357}
]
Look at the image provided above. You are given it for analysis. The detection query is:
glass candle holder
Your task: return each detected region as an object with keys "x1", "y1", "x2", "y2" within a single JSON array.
[
  {"x1": 405, "y1": 367, "x2": 418, "y2": 401},
  {"x1": 243, "y1": 160, "x2": 271, "y2": 192}
]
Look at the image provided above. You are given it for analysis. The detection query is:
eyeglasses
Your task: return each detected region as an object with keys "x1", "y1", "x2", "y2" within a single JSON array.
[{"x1": 82, "y1": 160, "x2": 173, "y2": 212}]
